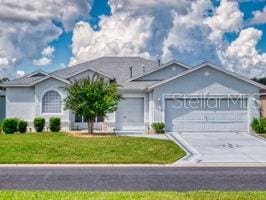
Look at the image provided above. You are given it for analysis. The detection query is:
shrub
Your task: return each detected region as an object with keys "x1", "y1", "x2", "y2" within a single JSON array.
[
  {"x1": 151, "y1": 122, "x2": 165, "y2": 134},
  {"x1": 17, "y1": 119, "x2": 27, "y2": 133},
  {"x1": 252, "y1": 118, "x2": 259, "y2": 130},
  {"x1": 49, "y1": 117, "x2": 61, "y2": 132},
  {"x1": 252, "y1": 118, "x2": 266, "y2": 134},
  {"x1": 34, "y1": 117, "x2": 45, "y2": 132},
  {"x1": 2, "y1": 118, "x2": 18, "y2": 134}
]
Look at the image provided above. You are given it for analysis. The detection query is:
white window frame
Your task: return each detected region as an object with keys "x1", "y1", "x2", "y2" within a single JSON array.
[{"x1": 41, "y1": 89, "x2": 63, "y2": 115}]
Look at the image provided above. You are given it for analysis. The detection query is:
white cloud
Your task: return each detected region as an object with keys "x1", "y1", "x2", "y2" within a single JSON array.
[
  {"x1": 16, "y1": 70, "x2": 26, "y2": 77},
  {"x1": 162, "y1": 0, "x2": 219, "y2": 64},
  {"x1": 70, "y1": 15, "x2": 154, "y2": 65},
  {"x1": 219, "y1": 28, "x2": 266, "y2": 78},
  {"x1": 0, "y1": 0, "x2": 92, "y2": 31},
  {"x1": 108, "y1": 0, "x2": 190, "y2": 13},
  {"x1": 69, "y1": 0, "x2": 266, "y2": 78},
  {"x1": 0, "y1": 0, "x2": 92, "y2": 78},
  {"x1": 33, "y1": 46, "x2": 55, "y2": 66},
  {"x1": 70, "y1": 0, "x2": 210, "y2": 65},
  {"x1": 204, "y1": 0, "x2": 243, "y2": 43},
  {"x1": 33, "y1": 57, "x2": 52, "y2": 66},
  {"x1": 42, "y1": 46, "x2": 55, "y2": 58},
  {"x1": 1, "y1": 0, "x2": 264, "y2": 79},
  {"x1": 250, "y1": 6, "x2": 266, "y2": 25}
]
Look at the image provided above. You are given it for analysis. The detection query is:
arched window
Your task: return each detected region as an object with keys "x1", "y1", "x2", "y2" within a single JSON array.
[{"x1": 42, "y1": 90, "x2": 61, "y2": 113}]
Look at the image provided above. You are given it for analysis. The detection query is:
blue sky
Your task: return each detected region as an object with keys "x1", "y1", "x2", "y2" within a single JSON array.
[{"x1": 0, "y1": 0, "x2": 266, "y2": 79}]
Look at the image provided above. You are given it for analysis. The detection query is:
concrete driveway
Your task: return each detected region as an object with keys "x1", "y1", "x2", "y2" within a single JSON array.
[{"x1": 169, "y1": 132, "x2": 266, "y2": 163}]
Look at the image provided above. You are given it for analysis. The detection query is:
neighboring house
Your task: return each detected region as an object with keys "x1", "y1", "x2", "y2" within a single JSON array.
[
  {"x1": 1, "y1": 57, "x2": 266, "y2": 133},
  {"x1": 261, "y1": 89, "x2": 266, "y2": 117}
]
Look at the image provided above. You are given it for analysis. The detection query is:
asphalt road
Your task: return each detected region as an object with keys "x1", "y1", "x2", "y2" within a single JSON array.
[{"x1": 0, "y1": 167, "x2": 266, "y2": 191}]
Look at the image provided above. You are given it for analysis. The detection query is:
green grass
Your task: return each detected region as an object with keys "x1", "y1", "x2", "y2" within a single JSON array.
[
  {"x1": 259, "y1": 134, "x2": 266, "y2": 138},
  {"x1": 0, "y1": 191, "x2": 266, "y2": 200},
  {"x1": 0, "y1": 133, "x2": 184, "y2": 164}
]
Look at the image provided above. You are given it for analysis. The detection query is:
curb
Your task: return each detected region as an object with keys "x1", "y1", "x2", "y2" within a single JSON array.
[
  {"x1": 0, "y1": 163, "x2": 266, "y2": 168},
  {"x1": 167, "y1": 133, "x2": 202, "y2": 163}
]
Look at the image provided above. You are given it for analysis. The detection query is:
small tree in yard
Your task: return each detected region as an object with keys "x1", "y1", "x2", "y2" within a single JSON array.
[{"x1": 64, "y1": 75, "x2": 122, "y2": 134}]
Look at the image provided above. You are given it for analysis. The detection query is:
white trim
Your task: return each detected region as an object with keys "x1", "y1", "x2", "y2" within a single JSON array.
[
  {"x1": 148, "y1": 62, "x2": 266, "y2": 90},
  {"x1": 128, "y1": 60, "x2": 190, "y2": 81},
  {"x1": 40, "y1": 89, "x2": 63, "y2": 115},
  {"x1": 148, "y1": 91, "x2": 154, "y2": 125},
  {"x1": 65, "y1": 67, "x2": 115, "y2": 80},
  {"x1": 2, "y1": 75, "x2": 71, "y2": 88},
  {"x1": 32, "y1": 75, "x2": 70, "y2": 86},
  {"x1": 247, "y1": 97, "x2": 251, "y2": 133},
  {"x1": 26, "y1": 70, "x2": 48, "y2": 77}
]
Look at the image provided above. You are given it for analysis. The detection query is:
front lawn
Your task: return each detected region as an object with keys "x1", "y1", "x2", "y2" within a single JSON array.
[
  {"x1": 0, "y1": 133, "x2": 184, "y2": 164},
  {"x1": 1, "y1": 191, "x2": 266, "y2": 200}
]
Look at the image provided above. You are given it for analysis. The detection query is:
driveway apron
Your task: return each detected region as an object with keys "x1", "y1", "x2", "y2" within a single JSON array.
[{"x1": 169, "y1": 132, "x2": 266, "y2": 163}]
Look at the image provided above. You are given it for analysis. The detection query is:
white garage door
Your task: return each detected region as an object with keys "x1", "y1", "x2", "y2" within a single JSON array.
[
  {"x1": 116, "y1": 97, "x2": 144, "y2": 131},
  {"x1": 165, "y1": 98, "x2": 248, "y2": 132}
]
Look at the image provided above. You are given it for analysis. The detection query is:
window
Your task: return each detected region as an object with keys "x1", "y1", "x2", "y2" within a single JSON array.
[
  {"x1": 42, "y1": 90, "x2": 61, "y2": 113},
  {"x1": 75, "y1": 114, "x2": 82, "y2": 123},
  {"x1": 96, "y1": 116, "x2": 104, "y2": 122}
]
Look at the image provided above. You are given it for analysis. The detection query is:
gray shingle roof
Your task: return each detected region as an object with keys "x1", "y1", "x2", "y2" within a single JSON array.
[
  {"x1": 3, "y1": 57, "x2": 159, "y2": 88},
  {"x1": 52, "y1": 57, "x2": 159, "y2": 83},
  {"x1": 1, "y1": 76, "x2": 43, "y2": 86},
  {"x1": 121, "y1": 81, "x2": 160, "y2": 91}
]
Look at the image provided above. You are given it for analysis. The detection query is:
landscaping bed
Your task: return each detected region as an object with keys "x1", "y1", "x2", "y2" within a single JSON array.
[
  {"x1": 0, "y1": 133, "x2": 184, "y2": 164},
  {"x1": 0, "y1": 191, "x2": 265, "y2": 200}
]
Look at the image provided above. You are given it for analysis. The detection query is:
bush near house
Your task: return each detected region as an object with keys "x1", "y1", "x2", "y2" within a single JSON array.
[
  {"x1": 252, "y1": 118, "x2": 266, "y2": 134},
  {"x1": 1, "y1": 118, "x2": 18, "y2": 134},
  {"x1": 17, "y1": 120, "x2": 28, "y2": 133},
  {"x1": 151, "y1": 122, "x2": 165, "y2": 134},
  {"x1": 34, "y1": 117, "x2": 45, "y2": 132},
  {"x1": 49, "y1": 117, "x2": 61, "y2": 132}
]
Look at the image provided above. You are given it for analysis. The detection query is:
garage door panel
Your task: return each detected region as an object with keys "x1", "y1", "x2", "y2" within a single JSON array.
[
  {"x1": 165, "y1": 98, "x2": 247, "y2": 132},
  {"x1": 116, "y1": 97, "x2": 144, "y2": 131}
]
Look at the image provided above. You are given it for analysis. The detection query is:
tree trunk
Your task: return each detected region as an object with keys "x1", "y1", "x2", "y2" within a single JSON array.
[{"x1": 87, "y1": 119, "x2": 94, "y2": 134}]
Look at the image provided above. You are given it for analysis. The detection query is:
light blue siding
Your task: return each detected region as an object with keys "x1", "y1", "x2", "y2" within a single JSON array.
[
  {"x1": 136, "y1": 63, "x2": 187, "y2": 81},
  {"x1": 152, "y1": 66, "x2": 261, "y2": 131}
]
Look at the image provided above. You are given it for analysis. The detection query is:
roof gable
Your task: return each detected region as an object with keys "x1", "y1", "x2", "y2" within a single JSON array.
[
  {"x1": 129, "y1": 60, "x2": 190, "y2": 81},
  {"x1": 148, "y1": 62, "x2": 266, "y2": 90},
  {"x1": 32, "y1": 75, "x2": 70, "y2": 85},
  {"x1": 26, "y1": 70, "x2": 48, "y2": 77}
]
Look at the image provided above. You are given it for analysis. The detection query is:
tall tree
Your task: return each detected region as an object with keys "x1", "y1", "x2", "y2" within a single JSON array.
[
  {"x1": 64, "y1": 75, "x2": 122, "y2": 134},
  {"x1": 252, "y1": 77, "x2": 266, "y2": 85},
  {"x1": 0, "y1": 78, "x2": 9, "y2": 90}
]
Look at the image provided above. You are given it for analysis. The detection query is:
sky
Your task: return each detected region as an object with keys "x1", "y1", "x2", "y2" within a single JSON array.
[{"x1": 0, "y1": 0, "x2": 266, "y2": 79}]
